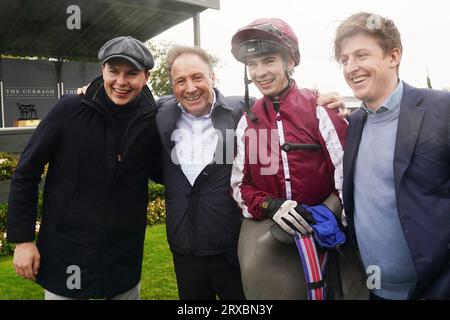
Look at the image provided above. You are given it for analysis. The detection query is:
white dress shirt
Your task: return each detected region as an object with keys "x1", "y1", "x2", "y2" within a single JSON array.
[{"x1": 172, "y1": 91, "x2": 218, "y2": 186}]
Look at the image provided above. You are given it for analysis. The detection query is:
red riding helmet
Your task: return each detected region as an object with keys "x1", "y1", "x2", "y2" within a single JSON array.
[{"x1": 231, "y1": 18, "x2": 300, "y2": 66}]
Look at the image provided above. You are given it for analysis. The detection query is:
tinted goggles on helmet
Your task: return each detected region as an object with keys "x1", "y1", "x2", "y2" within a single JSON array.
[{"x1": 237, "y1": 40, "x2": 288, "y2": 63}]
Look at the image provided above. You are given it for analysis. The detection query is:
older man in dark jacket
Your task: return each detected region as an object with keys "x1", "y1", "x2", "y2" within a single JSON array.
[
  {"x1": 155, "y1": 46, "x2": 248, "y2": 300},
  {"x1": 7, "y1": 36, "x2": 162, "y2": 299}
]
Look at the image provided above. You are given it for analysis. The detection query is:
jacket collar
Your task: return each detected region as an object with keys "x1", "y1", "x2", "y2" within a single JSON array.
[
  {"x1": 261, "y1": 79, "x2": 297, "y2": 106},
  {"x1": 344, "y1": 82, "x2": 426, "y2": 194},
  {"x1": 213, "y1": 88, "x2": 234, "y2": 112},
  {"x1": 157, "y1": 88, "x2": 236, "y2": 168},
  {"x1": 157, "y1": 88, "x2": 232, "y2": 138}
]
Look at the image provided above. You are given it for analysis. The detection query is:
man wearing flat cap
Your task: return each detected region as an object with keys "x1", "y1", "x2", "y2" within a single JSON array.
[{"x1": 7, "y1": 36, "x2": 162, "y2": 300}]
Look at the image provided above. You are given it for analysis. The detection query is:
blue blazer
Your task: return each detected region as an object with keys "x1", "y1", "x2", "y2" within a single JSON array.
[{"x1": 343, "y1": 82, "x2": 450, "y2": 299}]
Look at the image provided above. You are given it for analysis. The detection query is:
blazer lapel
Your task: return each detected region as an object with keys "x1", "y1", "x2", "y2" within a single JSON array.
[
  {"x1": 194, "y1": 91, "x2": 235, "y2": 187},
  {"x1": 344, "y1": 110, "x2": 367, "y2": 185},
  {"x1": 393, "y1": 83, "x2": 426, "y2": 191},
  {"x1": 211, "y1": 94, "x2": 236, "y2": 166},
  {"x1": 342, "y1": 109, "x2": 367, "y2": 218}
]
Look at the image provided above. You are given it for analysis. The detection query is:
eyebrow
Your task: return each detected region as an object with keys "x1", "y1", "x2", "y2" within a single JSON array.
[
  {"x1": 108, "y1": 66, "x2": 139, "y2": 73},
  {"x1": 192, "y1": 72, "x2": 205, "y2": 78},
  {"x1": 345, "y1": 49, "x2": 370, "y2": 56},
  {"x1": 247, "y1": 55, "x2": 278, "y2": 64},
  {"x1": 174, "y1": 72, "x2": 205, "y2": 81}
]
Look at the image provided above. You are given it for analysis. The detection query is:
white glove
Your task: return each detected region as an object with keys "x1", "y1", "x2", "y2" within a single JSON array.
[{"x1": 271, "y1": 200, "x2": 314, "y2": 236}]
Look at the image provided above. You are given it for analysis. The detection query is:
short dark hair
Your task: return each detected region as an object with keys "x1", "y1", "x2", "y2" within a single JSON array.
[{"x1": 334, "y1": 12, "x2": 402, "y2": 61}]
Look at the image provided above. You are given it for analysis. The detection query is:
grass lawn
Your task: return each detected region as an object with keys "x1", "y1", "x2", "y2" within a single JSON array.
[{"x1": 0, "y1": 224, "x2": 178, "y2": 300}]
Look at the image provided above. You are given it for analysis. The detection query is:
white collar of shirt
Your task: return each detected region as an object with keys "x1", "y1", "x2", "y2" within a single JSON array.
[{"x1": 173, "y1": 90, "x2": 219, "y2": 186}]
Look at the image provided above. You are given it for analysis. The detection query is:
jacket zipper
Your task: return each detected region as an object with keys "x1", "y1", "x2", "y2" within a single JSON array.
[{"x1": 116, "y1": 112, "x2": 152, "y2": 163}]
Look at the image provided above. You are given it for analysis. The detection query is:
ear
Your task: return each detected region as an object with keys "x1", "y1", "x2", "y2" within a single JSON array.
[
  {"x1": 285, "y1": 57, "x2": 295, "y2": 77},
  {"x1": 144, "y1": 70, "x2": 150, "y2": 82},
  {"x1": 288, "y1": 58, "x2": 295, "y2": 71},
  {"x1": 210, "y1": 71, "x2": 216, "y2": 87},
  {"x1": 389, "y1": 48, "x2": 402, "y2": 68}
]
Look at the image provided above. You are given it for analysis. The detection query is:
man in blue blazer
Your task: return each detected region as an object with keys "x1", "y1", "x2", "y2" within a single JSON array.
[{"x1": 334, "y1": 12, "x2": 449, "y2": 299}]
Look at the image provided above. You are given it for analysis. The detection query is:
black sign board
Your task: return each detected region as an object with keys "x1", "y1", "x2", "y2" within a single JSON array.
[{"x1": 1, "y1": 58, "x2": 100, "y2": 127}]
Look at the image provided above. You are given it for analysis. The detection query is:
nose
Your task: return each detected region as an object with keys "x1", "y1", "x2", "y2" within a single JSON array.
[
  {"x1": 185, "y1": 79, "x2": 197, "y2": 94},
  {"x1": 250, "y1": 63, "x2": 267, "y2": 80},
  {"x1": 345, "y1": 57, "x2": 360, "y2": 74},
  {"x1": 116, "y1": 73, "x2": 127, "y2": 86}
]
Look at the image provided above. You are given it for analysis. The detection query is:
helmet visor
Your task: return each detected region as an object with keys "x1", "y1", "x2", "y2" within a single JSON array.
[{"x1": 237, "y1": 40, "x2": 287, "y2": 63}]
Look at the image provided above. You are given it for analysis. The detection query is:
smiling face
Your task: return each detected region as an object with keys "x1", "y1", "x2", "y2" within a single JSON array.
[
  {"x1": 246, "y1": 52, "x2": 294, "y2": 98},
  {"x1": 339, "y1": 32, "x2": 401, "y2": 110},
  {"x1": 170, "y1": 53, "x2": 215, "y2": 117},
  {"x1": 102, "y1": 59, "x2": 149, "y2": 106}
]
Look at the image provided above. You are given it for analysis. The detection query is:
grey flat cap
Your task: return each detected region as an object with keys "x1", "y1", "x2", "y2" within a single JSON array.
[{"x1": 98, "y1": 36, "x2": 154, "y2": 70}]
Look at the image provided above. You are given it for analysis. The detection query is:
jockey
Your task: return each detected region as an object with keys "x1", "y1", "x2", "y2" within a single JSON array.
[{"x1": 230, "y1": 18, "x2": 349, "y2": 299}]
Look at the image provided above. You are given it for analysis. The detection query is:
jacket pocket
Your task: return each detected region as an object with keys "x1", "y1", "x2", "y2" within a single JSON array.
[{"x1": 50, "y1": 182, "x2": 77, "y2": 231}]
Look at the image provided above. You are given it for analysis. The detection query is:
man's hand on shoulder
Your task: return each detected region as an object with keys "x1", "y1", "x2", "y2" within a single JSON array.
[
  {"x1": 76, "y1": 84, "x2": 90, "y2": 96},
  {"x1": 317, "y1": 91, "x2": 350, "y2": 119}
]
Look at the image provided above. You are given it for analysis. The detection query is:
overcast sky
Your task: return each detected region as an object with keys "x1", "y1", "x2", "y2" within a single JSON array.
[{"x1": 153, "y1": 0, "x2": 450, "y2": 99}]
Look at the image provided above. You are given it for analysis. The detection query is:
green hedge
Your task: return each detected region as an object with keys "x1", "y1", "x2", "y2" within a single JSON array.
[
  {"x1": 0, "y1": 182, "x2": 166, "y2": 256},
  {"x1": 148, "y1": 181, "x2": 165, "y2": 201},
  {"x1": 147, "y1": 182, "x2": 166, "y2": 225},
  {"x1": 0, "y1": 153, "x2": 18, "y2": 181}
]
